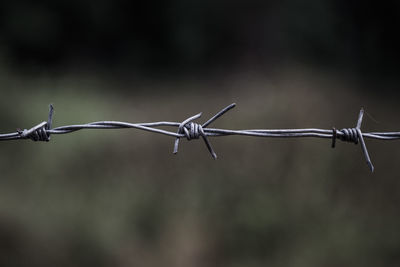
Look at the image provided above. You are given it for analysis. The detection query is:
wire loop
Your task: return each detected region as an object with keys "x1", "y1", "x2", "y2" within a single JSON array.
[{"x1": 338, "y1": 128, "x2": 359, "y2": 144}]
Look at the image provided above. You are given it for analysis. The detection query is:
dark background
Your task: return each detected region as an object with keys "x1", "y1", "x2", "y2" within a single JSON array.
[
  {"x1": 1, "y1": 0, "x2": 399, "y2": 79},
  {"x1": 1, "y1": 1, "x2": 400, "y2": 266}
]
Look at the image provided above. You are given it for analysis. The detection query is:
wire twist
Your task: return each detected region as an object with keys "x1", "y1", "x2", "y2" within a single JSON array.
[
  {"x1": 1, "y1": 103, "x2": 399, "y2": 172},
  {"x1": 338, "y1": 128, "x2": 359, "y2": 144},
  {"x1": 173, "y1": 103, "x2": 236, "y2": 159},
  {"x1": 331, "y1": 109, "x2": 373, "y2": 172},
  {"x1": 17, "y1": 105, "x2": 54, "y2": 142}
]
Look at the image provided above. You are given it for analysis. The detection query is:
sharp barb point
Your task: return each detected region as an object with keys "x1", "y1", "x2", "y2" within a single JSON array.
[{"x1": 368, "y1": 162, "x2": 374, "y2": 172}]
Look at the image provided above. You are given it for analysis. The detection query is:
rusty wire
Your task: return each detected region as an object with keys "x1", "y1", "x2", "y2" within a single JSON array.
[{"x1": 1, "y1": 103, "x2": 400, "y2": 172}]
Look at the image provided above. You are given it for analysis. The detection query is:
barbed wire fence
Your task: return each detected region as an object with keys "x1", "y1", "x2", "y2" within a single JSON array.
[{"x1": 1, "y1": 103, "x2": 400, "y2": 172}]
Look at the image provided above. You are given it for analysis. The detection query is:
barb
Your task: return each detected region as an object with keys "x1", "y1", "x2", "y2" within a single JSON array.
[
  {"x1": 331, "y1": 109, "x2": 373, "y2": 172},
  {"x1": 1, "y1": 103, "x2": 400, "y2": 172}
]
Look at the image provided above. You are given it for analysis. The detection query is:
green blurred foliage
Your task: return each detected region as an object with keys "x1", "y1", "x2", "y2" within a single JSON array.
[{"x1": 1, "y1": 67, "x2": 400, "y2": 266}]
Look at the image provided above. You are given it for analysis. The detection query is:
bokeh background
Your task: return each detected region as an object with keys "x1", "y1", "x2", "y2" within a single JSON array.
[{"x1": 1, "y1": 1, "x2": 400, "y2": 266}]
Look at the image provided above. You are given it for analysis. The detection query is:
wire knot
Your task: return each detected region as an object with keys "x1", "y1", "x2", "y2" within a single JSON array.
[
  {"x1": 173, "y1": 103, "x2": 236, "y2": 159},
  {"x1": 19, "y1": 122, "x2": 50, "y2": 141},
  {"x1": 181, "y1": 122, "x2": 205, "y2": 140},
  {"x1": 338, "y1": 128, "x2": 359, "y2": 144},
  {"x1": 18, "y1": 104, "x2": 54, "y2": 142},
  {"x1": 331, "y1": 108, "x2": 374, "y2": 172}
]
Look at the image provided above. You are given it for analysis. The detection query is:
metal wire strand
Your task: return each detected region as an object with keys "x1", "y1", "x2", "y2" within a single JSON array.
[{"x1": 1, "y1": 103, "x2": 400, "y2": 172}]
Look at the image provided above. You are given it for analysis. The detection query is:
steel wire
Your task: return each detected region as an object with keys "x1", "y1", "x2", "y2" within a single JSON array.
[{"x1": 1, "y1": 103, "x2": 399, "y2": 172}]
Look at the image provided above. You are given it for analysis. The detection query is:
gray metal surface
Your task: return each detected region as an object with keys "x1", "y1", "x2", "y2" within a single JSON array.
[{"x1": 2, "y1": 103, "x2": 399, "y2": 172}]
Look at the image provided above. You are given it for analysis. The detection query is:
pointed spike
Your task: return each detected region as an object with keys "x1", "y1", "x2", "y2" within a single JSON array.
[
  {"x1": 368, "y1": 161, "x2": 374, "y2": 172},
  {"x1": 201, "y1": 135, "x2": 217, "y2": 159},
  {"x1": 202, "y1": 103, "x2": 236, "y2": 128},
  {"x1": 173, "y1": 138, "x2": 180, "y2": 154},
  {"x1": 356, "y1": 108, "x2": 364, "y2": 129},
  {"x1": 356, "y1": 129, "x2": 374, "y2": 172},
  {"x1": 47, "y1": 104, "x2": 54, "y2": 130}
]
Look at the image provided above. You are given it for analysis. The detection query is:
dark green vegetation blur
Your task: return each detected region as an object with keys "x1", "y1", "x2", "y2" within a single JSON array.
[{"x1": 1, "y1": 1, "x2": 400, "y2": 267}]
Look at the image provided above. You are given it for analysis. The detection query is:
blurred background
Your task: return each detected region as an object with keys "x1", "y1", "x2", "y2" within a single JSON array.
[{"x1": 1, "y1": 1, "x2": 400, "y2": 266}]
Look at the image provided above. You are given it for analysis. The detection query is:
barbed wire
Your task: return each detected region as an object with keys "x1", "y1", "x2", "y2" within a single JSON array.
[{"x1": 1, "y1": 103, "x2": 400, "y2": 172}]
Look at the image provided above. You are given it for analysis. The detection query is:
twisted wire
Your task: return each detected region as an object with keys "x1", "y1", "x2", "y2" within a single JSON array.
[{"x1": 1, "y1": 103, "x2": 400, "y2": 172}]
